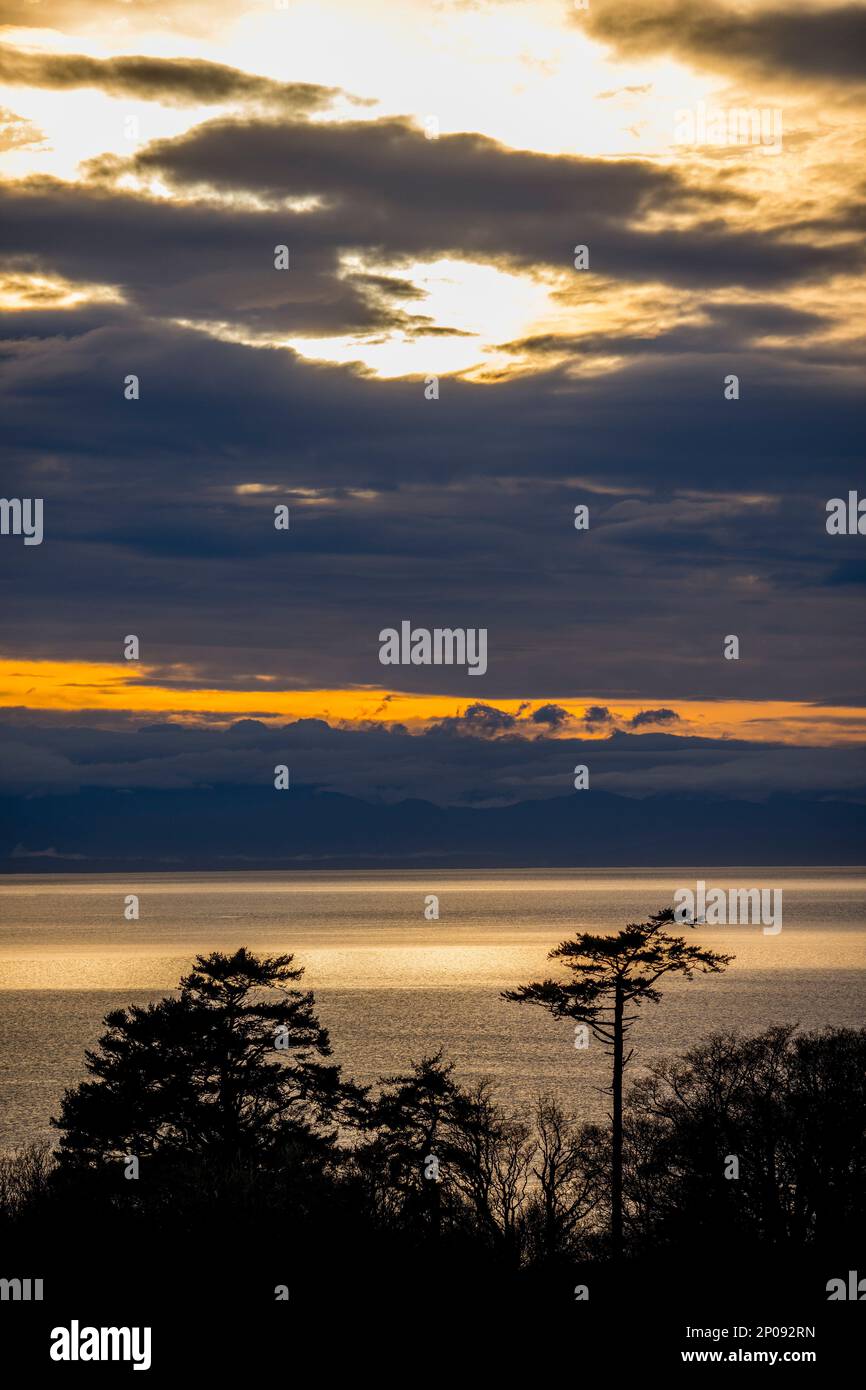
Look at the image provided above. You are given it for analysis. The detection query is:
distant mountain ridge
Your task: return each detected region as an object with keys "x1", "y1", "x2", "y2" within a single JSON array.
[{"x1": 1, "y1": 785, "x2": 863, "y2": 871}]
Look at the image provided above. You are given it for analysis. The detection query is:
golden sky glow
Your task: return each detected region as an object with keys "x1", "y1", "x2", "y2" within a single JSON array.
[
  {"x1": 3, "y1": 0, "x2": 863, "y2": 379},
  {"x1": 2, "y1": 0, "x2": 864, "y2": 747},
  {"x1": 2, "y1": 658, "x2": 864, "y2": 745}
]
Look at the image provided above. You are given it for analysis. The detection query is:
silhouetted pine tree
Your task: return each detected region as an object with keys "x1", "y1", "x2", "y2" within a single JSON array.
[
  {"x1": 52, "y1": 948, "x2": 364, "y2": 1177},
  {"x1": 504, "y1": 908, "x2": 733, "y2": 1258}
]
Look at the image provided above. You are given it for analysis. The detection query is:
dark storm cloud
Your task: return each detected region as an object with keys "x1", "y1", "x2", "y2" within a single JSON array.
[
  {"x1": 583, "y1": 0, "x2": 866, "y2": 85},
  {"x1": 1, "y1": 305, "x2": 864, "y2": 702},
  {"x1": 0, "y1": 178, "x2": 436, "y2": 338},
  {"x1": 130, "y1": 113, "x2": 682, "y2": 215},
  {"x1": 114, "y1": 115, "x2": 862, "y2": 288},
  {"x1": 0, "y1": 716, "x2": 863, "y2": 806},
  {"x1": 1, "y1": 308, "x2": 861, "y2": 507},
  {"x1": 0, "y1": 137, "x2": 860, "y2": 359},
  {"x1": 0, "y1": 44, "x2": 354, "y2": 113},
  {"x1": 0, "y1": 103, "x2": 859, "y2": 358}
]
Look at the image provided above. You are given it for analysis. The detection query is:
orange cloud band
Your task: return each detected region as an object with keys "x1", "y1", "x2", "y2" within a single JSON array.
[{"x1": 1, "y1": 659, "x2": 865, "y2": 745}]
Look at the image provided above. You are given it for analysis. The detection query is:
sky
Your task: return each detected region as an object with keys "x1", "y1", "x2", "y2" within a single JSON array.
[{"x1": 0, "y1": 0, "x2": 864, "y2": 826}]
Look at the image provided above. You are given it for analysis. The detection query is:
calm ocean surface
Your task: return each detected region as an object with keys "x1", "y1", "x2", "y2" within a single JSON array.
[{"x1": 1, "y1": 867, "x2": 864, "y2": 1149}]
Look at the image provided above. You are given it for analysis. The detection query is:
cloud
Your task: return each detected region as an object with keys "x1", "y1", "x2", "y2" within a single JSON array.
[
  {"x1": 629, "y1": 708, "x2": 681, "y2": 728},
  {"x1": 0, "y1": 44, "x2": 358, "y2": 114},
  {"x1": 114, "y1": 114, "x2": 862, "y2": 291},
  {"x1": 529, "y1": 704, "x2": 572, "y2": 728},
  {"x1": 1, "y1": 305, "x2": 864, "y2": 704},
  {"x1": 0, "y1": 716, "x2": 862, "y2": 809},
  {"x1": 597, "y1": 84, "x2": 654, "y2": 100},
  {"x1": 0, "y1": 106, "x2": 45, "y2": 154},
  {"x1": 584, "y1": 706, "x2": 615, "y2": 727},
  {"x1": 499, "y1": 300, "x2": 835, "y2": 365},
  {"x1": 428, "y1": 703, "x2": 519, "y2": 736},
  {"x1": 428, "y1": 702, "x2": 572, "y2": 736},
  {"x1": 0, "y1": 113, "x2": 858, "y2": 368},
  {"x1": 585, "y1": 707, "x2": 682, "y2": 732},
  {"x1": 0, "y1": 0, "x2": 253, "y2": 37},
  {"x1": 0, "y1": 177, "x2": 426, "y2": 338},
  {"x1": 0, "y1": 23, "x2": 863, "y2": 716},
  {"x1": 584, "y1": 0, "x2": 866, "y2": 86}
]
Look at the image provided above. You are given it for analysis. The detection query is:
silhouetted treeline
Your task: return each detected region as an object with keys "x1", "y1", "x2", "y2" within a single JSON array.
[
  {"x1": 624, "y1": 1023, "x2": 866, "y2": 1254},
  {"x1": 1, "y1": 950, "x2": 863, "y2": 1286}
]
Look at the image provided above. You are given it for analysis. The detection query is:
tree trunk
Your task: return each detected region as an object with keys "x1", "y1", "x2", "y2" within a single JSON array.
[
  {"x1": 430, "y1": 1157, "x2": 442, "y2": 1239},
  {"x1": 611, "y1": 981, "x2": 624, "y2": 1260}
]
